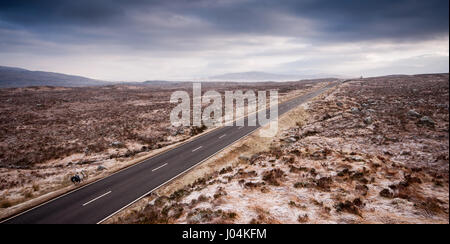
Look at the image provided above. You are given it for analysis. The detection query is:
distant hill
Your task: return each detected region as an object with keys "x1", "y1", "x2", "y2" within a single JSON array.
[
  {"x1": 116, "y1": 80, "x2": 178, "y2": 87},
  {"x1": 0, "y1": 66, "x2": 112, "y2": 88},
  {"x1": 208, "y1": 72, "x2": 301, "y2": 81},
  {"x1": 142, "y1": 80, "x2": 175, "y2": 85},
  {"x1": 208, "y1": 71, "x2": 345, "y2": 81}
]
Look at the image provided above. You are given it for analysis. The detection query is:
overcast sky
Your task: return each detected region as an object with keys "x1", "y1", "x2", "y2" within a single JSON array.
[{"x1": 0, "y1": 0, "x2": 448, "y2": 81}]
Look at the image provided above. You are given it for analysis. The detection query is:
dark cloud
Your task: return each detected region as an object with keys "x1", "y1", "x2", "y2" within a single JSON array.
[
  {"x1": 0, "y1": 0, "x2": 130, "y2": 26},
  {"x1": 284, "y1": 0, "x2": 449, "y2": 41},
  {"x1": 0, "y1": 0, "x2": 448, "y2": 43},
  {"x1": 0, "y1": 0, "x2": 447, "y2": 80}
]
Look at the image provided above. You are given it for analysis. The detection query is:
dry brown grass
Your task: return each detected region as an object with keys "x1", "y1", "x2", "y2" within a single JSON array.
[{"x1": 249, "y1": 206, "x2": 282, "y2": 224}]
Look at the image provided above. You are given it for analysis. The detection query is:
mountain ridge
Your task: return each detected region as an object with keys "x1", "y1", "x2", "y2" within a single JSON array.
[{"x1": 0, "y1": 66, "x2": 112, "y2": 88}]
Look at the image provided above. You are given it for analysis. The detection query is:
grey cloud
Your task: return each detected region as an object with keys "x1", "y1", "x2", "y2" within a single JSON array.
[
  {"x1": 0, "y1": 0, "x2": 448, "y2": 80},
  {"x1": 0, "y1": 0, "x2": 448, "y2": 45}
]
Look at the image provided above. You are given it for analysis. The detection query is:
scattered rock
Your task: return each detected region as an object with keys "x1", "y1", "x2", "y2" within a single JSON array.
[
  {"x1": 351, "y1": 107, "x2": 360, "y2": 114},
  {"x1": 363, "y1": 116, "x2": 373, "y2": 125},
  {"x1": 382, "y1": 149, "x2": 393, "y2": 156},
  {"x1": 407, "y1": 110, "x2": 421, "y2": 118},
  {"x1": 367, "y1": 99, "x2": 376, "y2": 105},
  {"x1": 283, "y1": 137, "x2": 297, "y2": 143},
  {"x1": 401, "y1": 150, "x2": 411, "y2": 156},
  {"x1": 77, "y1": 159, "x2": 95, "y2": 165},
  {"x1": 310, "y1": 149, "x2": 330, "y2": 160},
  {"x1": 419, "y1": 116, "x2": 435, "y2": 126},
  {"x1": 348, "y1": 155, "x2": 364, "y2": 162},
  {"x1": 238, "y1": 155, "x2": 250, "y2": 162},
  {"x1": 336, "y1": 101, "x2": 343, "y2": 107},
  {"x1": 111, "y1": 141, "x2": 124, "y2": 147},
  {"x1": 97, "y1": 165, "x2": 107, "y2": 171},
  {"x1": 299, "y1": 126, "x2": 322, "y2": 138}
]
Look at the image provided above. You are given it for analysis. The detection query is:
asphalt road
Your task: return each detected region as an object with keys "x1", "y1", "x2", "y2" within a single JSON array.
[{"x1": 2, "y1": 82, "x2": 338, "y2": 224}]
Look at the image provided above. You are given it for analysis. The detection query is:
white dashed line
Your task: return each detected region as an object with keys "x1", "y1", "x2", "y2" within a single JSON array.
[
  {"x1": 238, "y1": 126, "x2": 244, "y2": 130},
  {"x1": 192, "y1": 146, "x2": 203, "y2": 152},
  {"x1": 82, "y1": 191, "x2": 111, "y2": 206},
  {"x1": 219, "y1": 134, "x2": 226, "y2": 139},
  {"x1": 152, "y1": 163, "x2": 168, "y2": 172}
]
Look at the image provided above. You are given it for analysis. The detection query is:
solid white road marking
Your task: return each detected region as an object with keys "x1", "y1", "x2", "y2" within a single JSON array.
[
  {"x1": 219, "y1": 134, "x2": 226, "y2": 139},
  {"x1": 82, "y1": 191, "x2": 111, "y2": 206},
  {"x1": 192, "y1": 146, "x2": 203, "y2": 152},
  {"x1": 152, "y1": 163, "x2": 168, "y2": 172}
]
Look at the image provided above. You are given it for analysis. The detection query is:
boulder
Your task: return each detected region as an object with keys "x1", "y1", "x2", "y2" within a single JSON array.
[
  {"x1": 350, "y1": 107, "x2": 360, "y2": 114},
  {"x1": 97, "y1": 165, "x2": 107, "y2": 171},
  {"x1": 419, "y1": 116, "x2": 435, "y2": 126},
  {"x1": 407, "y1": 110, "x2": 421, "y2": 118},
  {"x1": 367, "y1": 99, "x2": 376, "y2": 105},
  {"x1": 287, "y1": 137, "x2": 297, "y2": 143},
  {"x1": 238, "y1": 155, "x2": 250, "y2": 162},
  {"x1": 111, "y1": 141, "x2": 124, "y2": 147},
  {"x1": 363, "y1": 116, "x2": 373, "y2": 125},
  {"x1": 349, "y1": 155, "x2": 364, "y2": 162},
  {"x1": 282, "y1": 137, "x2": 297, "y2": 143}
]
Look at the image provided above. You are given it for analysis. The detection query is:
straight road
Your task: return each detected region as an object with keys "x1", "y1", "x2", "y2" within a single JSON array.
[{"x1": 2, "y1": 82, "x2": 338, "y2": 224}]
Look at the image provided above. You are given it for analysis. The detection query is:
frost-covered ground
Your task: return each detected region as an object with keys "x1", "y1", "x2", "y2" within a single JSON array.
[{"x1": 113, "y1": 74, "x2": 448, "y2": 224}]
